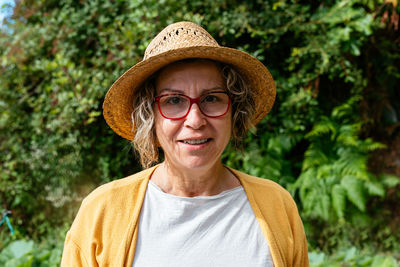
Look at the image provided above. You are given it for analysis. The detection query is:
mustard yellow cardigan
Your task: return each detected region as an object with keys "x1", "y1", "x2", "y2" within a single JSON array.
[{"x1": 61, "y1": 165, "x2": 309, "y2": 266}]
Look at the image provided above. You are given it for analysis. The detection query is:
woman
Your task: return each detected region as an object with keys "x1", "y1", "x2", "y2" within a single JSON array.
[{"x1": 61, "y1": 21, "x2": 309, "y2": 267}]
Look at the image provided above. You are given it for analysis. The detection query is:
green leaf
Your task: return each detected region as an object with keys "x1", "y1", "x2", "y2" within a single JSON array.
[
  {"x1": 332, "y1": 184, "x2": 346, "y2": 218},
  {"x1": 308, "y1": 251, "x2": 325, "y2": 266},
  {"x1": 306, "y1": 117, "x2": 337, "y2": 139},
  {"x1": 365, "y1": 180, "x2": 385, "y2": 197},
  {"x1": 8, "y1": 240, "x2": 34, "y2": 258},
  {"x1": 380, "y1": 174, "x2": 400, "y2": 188},
  {"x1": 344, "y1": 246, "x2": 357, "y2": 261},
  {"x1": 341, "y1": 175, "x2": 366, "y2": 212},
  {"x1": 319, "y1": 194, "x2": 331, "y2": 221},
  {"x1": 371, "y1": 255, "x2": 398, "y2": 267}
]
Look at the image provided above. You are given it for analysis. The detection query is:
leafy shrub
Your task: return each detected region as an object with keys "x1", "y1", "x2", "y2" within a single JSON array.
[
  {"x1": 309, "y1": 247, "x2": 399, "y2": 267},
  {"x1": 291, "y1": 96, "x2": 399, "y2": 221},
  {"x1": 0, "y1": 239, "x2": 62, "y2": 267}
]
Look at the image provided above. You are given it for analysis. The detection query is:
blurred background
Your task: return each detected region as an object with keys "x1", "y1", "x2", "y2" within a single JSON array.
[{"x1": 0, "y1": 0, "x2": 399, "y2": 266}]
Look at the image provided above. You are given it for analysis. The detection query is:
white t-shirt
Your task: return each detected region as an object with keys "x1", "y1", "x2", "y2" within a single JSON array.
[{"x1": 132, "y1": 180, "x2": 274, "y2": 267}]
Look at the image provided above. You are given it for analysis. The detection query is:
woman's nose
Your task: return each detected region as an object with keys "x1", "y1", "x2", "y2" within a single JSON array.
[{"x1": 183, "y1": 103, "x2": 206, "y2": 129}]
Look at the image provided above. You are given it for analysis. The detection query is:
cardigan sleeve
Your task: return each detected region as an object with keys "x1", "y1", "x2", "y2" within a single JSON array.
[
  {"x1": 279, "y1": 186, "x2": 309, "y2": 266},
  {"x1": 61, "y1": 231, "x2": 91, "y2": 267},
  {"x1": 59, "y1": 169, "x2": 152, "y2": 267},
  {"x1": 289, "y1": 200, "x2": 309, "y2": 267}
]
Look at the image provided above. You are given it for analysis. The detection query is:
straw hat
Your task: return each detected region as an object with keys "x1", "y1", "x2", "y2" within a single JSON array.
[{"x1": 103, "y1": 21, "x2": 276, "y2": 141}]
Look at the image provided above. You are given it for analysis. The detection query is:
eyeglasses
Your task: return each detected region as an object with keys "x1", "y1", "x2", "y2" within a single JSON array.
[{"x1": 155, "y1": 91, "x2": 231, "y2": 120}]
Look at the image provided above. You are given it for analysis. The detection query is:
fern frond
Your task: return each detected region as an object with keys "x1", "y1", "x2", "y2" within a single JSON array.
[
  {"x1": 296, "y1": 168, "x2": 317, "y2": 202},
  {"x1": 332, "y1": 184, "x2": 346, "y2": 219},
  {"x1": 341, "y1": 175, "x2": 366, "y2": 212},
  {"x1": 303, "y1": 188, "x2": 320, "y2": 217},
  {"x1": 316, "y1": 164, "x2": 335, "y2": 179},
  {"x1": 303, "y1": 144, "x2": 329, "y2": 171},
  {"x1": 301, "y1": 179, "x2": 331, "y2": 220},
  {"x1": 365, "y1": 180, "x2": 385, "y2": 197},
  {"x1": 341, "y1": 122, "x2": 362, "y2": 133},
  {"x1": 380, "y1": 173, "x2": 400, "y2": 188},
  {"x1": 361, "y1": 138, "x2": 386, "y2": 151},
  {"x1": 336, "y1": 148, "x2": 369, "y2": 179},
  {"x1": 336, "y1": 159, "x2": 368, "y2": 178},
  {"x1": 316, "y1": 194, "x2": 331, "y2": 221},
  {"x1": 332, "y1": 95, "x2": 362, "y2": 120},
  {"x1": 306, "y1": 117, "x2": 337, "y2": 139},
  {"x1": 336, "y1": 133, "x2": 358, "y2": 146}
]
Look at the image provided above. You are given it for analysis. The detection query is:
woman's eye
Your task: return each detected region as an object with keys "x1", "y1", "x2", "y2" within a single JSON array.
[
  {"x1": 165, "y1": 96, "x2": 184, "y2": 105},
  {"x1": 203, "y1": 95, "x2": 219, "y2": 103}
]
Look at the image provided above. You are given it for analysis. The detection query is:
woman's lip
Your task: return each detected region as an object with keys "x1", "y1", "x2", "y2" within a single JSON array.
[
  {"x1": 178, "y1": 138, "x2": 211, "y2": 142},
  {"x1": 178, "y1": 138, "x2": 212, "y2": 145},
  {"x1": 178, "y1": 138, "x2": 212, "y2": 149}
]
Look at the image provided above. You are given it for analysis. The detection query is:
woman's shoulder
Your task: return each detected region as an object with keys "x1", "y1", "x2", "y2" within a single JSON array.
[
  {"x1": 228, "y1": 167, "x2": 288, "y2": 192},
  {"x1": 81, "y1": 165, "x2": 157, "y2": 207},
  {"x1": 228, "y1": 167, "x2": 296, "y2": 206}
]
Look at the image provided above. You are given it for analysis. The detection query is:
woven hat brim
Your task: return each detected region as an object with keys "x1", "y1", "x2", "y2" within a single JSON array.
[{"x1": 103, "y1": 46, "x2": 276, "y2": 141}]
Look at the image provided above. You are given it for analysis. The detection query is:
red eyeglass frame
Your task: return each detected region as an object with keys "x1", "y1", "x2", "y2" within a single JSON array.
[{"x1": 154, "y1": 91, "x2": 231, "y2": 120}]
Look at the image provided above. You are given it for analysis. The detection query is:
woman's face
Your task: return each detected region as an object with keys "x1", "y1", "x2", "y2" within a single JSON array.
[{"x1": 154, "y1": 60, "x2": 232, "y2": 172}]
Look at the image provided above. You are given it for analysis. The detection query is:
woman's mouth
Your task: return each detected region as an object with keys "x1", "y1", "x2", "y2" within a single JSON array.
[{"x1": 179, "y1": 138, "x2": 211, "y2": 145}]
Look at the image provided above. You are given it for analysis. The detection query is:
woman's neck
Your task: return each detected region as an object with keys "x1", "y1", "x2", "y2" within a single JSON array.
[{"x1": 151, "y1": 161, "x2": 240, "y2": 197}]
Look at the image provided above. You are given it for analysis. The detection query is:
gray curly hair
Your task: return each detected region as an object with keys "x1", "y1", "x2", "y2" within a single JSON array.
[{"x1": 131, "y1": 59, "x2": 255, "y2": 168}]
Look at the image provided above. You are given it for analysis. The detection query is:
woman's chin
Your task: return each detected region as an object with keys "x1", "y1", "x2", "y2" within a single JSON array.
[{"x1": 167, "y1": 156, "x2": 220, "y2": 171}]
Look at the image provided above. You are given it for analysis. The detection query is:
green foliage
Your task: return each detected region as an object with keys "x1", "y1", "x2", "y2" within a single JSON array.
[
  {"x1": 309, "y1": 247, "x2": 399, "y2": 267},
  {"x1": 291, "y1": 96, "x2": 392, "y2": 221},
  {"x1": 0, "y1": 239, "x2": 62, "y2": 266},
  {"x1": 1, "y1": 0, "x2": 399, "y2": 264},
  {"x1": 0, "y1": 223, "x2": 66, "y2": 266}
]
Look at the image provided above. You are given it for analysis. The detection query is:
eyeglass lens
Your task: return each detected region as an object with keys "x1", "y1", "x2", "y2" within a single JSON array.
[{"x1": 158, "y1": 92, "x2": 229, "y2": 119}]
